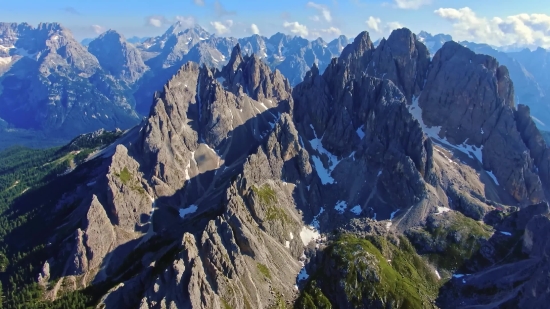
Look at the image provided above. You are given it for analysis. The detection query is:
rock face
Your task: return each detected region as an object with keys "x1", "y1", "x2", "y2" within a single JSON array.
[
  {"x1": 12, "y1": 27, "x2": 550, "y2": 309},
  {"x1": 419, "y1": 41, "x2": 544, "y2": 204},
  {"x1": 0, "y1": 22, "x2": 139, "y2": 137},
  {"x1": 88, "y1": 30, "x2": 148, "y2": 83}
]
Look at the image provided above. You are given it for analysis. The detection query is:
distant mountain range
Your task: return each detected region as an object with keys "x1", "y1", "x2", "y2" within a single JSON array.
[{"x1": 1, "y1": 22, "x2": 550, "y2": 149}]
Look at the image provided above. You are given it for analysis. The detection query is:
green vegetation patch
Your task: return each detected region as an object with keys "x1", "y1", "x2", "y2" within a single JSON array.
[
  {"x1": 252, "y1": 184, "x2": 277, "y2": 205},
  {"x1": 295, "y1": 234, "x2": 439, "y2": 309},
  {"x1": 116, "y1": 167, "x2": 132, "y2": 185},
  {"x1": 257, "y1": 263, "x2": 272, "y2": 279},
  {"x1": 407, "y1": 212, "x2": 493, "y2": 272}
]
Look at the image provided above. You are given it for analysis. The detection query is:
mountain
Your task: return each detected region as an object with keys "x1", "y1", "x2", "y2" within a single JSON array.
[
  {"x1": 88, "y1": 30, "x2": 148, "y2": 84},
  {"x1": 0, "y1": 22, "x2": 140, "y2": 140},
  {"x1": 417, "y1": 31, "x2": 452, "y2": 57},
  {"x1": 132, "y1": 23, "x2": 346, "y2": 115},
  {"x1": 2, "y1": 27, "x2": 550, "y2": 308},
  {"x1": 418, "y1": 31, "x2": 550, "y2": 131}
]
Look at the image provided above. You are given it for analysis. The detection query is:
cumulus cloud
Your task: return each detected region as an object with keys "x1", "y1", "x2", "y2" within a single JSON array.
[
  {"x1": 175, "y1": 16, "x2": 196, "y2": 27},
  {"x1": 283, "y1": 21, "x2": 309, "y2": 37},
  {"x1": 435, "y1": 7, "x2": 550, "y2": 48},
  {"x1": 250, "y1": 24, "x2": 260, "y2": 35},
  {"x1": 366, "y1": 16, "x2": 403, "y2": 35},
  {"x1": 90, "y1": 25, "x2": 105, "y2": 34},
  {"x1": 307, "y1": 2, "x2": 332, "y2": 22},
  {"x1": 393, "y1": 0, "x2": 431, "y2": 9},
  {"x1": 193, "y1": 0, "x2": 205, "y2": 6},
  {"x1": 210, "y1": 20, "x2": 233, "y2": 34},
  {"x1": 321, "y1": 27, "x2": 342, "y2": 35},
  {"x1": 146, "y1": 15, "x2": 168, "y2": 27}
]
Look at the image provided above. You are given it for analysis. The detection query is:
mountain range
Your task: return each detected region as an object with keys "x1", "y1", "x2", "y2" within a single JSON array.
[
  {"x1": 0, "y1": 24, "x2": 550, "y2": 308},
  {"x1": 3, "y1": 21, "x2": 550, "y2": 150}
]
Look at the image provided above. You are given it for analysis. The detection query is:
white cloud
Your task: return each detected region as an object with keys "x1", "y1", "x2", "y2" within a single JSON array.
[
  {"x1": 366, "y1": 16, "x2": 402, "y2": 35},
  {"x1": 210, "y1": 20, "x2": 233, "y2": 34},
  {"x1": 250, "y1": 24, "x2": 260, "y2": 35},
  {"x1": 394, "y1": 0, "x2": 431, "y2": 9},
  {"x1": 435, "y1": 7, "x2": 550, "y2": 48},
  {"x1": 321, "y1": 27, "x2": 342, "y2": 36},
  {"x1": 90, "y1": 25, "x2": 105, "y2": 34},
  {"x1": 175, "y1": 16, "x2": 196, "y2": 27},
  {"x1": 366, "y1": 16, "x2": 382, "y2": 32},
  {"x1": 193, "y1": 0, "x2": 205, "y2": 6},
  {"x1": 147, "y1": 16, "x2": 164, "y2": 27},
  {"x1": 307, "y1": 2, "x2": 332, "y2": 22},
  {"x1": 283, "y1": 21, "x2": 309, "y2": 37}
]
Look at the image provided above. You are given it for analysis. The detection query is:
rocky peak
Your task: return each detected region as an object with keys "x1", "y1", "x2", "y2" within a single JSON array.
[
  {"x1": 88, "y1": 29, "x2": 147, "y2": 83},
  {"x1": 219, "y1": 44, "x2": 291, "y2": 103},
  {"x1": 419, "y1": 40, "x2": 544, "y2": 204},
  {"x1": 367, "y1": 28, "x2": 430, "y2": 101}
]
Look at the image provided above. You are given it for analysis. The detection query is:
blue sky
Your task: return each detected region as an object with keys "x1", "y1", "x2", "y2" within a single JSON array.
[{"x1": 2, "y1": 0, "x2": 550, "y2": 48}]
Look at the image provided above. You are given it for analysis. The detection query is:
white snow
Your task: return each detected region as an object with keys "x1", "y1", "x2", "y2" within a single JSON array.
[
  {"x1": 310, "y1": 207, "x2": 324, "y2": 230},
  {"x1": 409, "y1": 96, "x2": 484, "y2": 163},
  {"x1": 0, "y1": 56, "x2": 12, "y2": 65},
  {"x1": 86, "y1": 181, "x2": 96, "y2": 187},
  {"x1": 259, "y1": 102, "x2": 268, "y2": 110},
  {"x1": 350, "y1": 205, "x2": 362, "y2": 215},
  {"x1": 285, "y1": 241, "x2": 290, "y2": 248},
  {"x1": 311, "y1": 156, "x2": 335, "y2": 185},
  {"x1": 297, "y1": 267, "x2": 309, "y2": 281},
  {"x1": 434, "y1": 269, "x2": 441, "y2": 280},
  {"x1": 390, "y1": 209, "x2": 400, "y2": 220},
  {"x1": 356, "y1": 125, "x2": 365, "y2": 140},
  {"x1": 481, "y1": 128, "x2": 484, "y2": 134},
  {"x1": 334, "y1": 200, "x2": 347, "y2": 214},
  {"x1": 309, "y1": 125, "x2": 342, "y2": 185},
  {"x1": 51, "y1": 35, "x2": 59, "y2": 41},
  {"x1": 453, "y1": 274, "x2": 465, "y2": 278},
  {"x1": 377, "y1": 170, "x2": 382, "y2": 177},
  {"x1": 290, "y1": 232, "x2": 294, "y2": 240},
  {"x1": 179, "y1": 205, "x2": 198, "y2": 219},
  {"x1": 486, "y1": 171, "x2": 499, "y2": 186},
  {"x1": 436, "y1": 207, "x2": 451, "y2": 214},
  {"x1": 500, "y1": 231, "x2": 512, "y2": 236},
  {"x1": 299, "y1": 226, "x2": 320, "y2": 246}
]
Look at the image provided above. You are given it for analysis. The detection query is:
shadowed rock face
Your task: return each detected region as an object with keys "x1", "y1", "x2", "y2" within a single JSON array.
[
  {"x1": 17, "y1": 27, "x2": 550, "y2": 309},
  {"x1": 420, "y1": 41, "x2": 544, "y2": 204}
]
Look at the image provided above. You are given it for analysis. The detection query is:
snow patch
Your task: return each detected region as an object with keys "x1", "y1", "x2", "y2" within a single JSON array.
[
  {"x1": 435, "y1": 269, "x2": 441, "y2": 280},
  {"x1": 390, "y1": 209, "x2": 400, "y2": 220},
  {"x1": 285, "y1": 241, "x2": 290, "y2": 248},
  {"x1": 86, "y1": 181, "x2": 96, "y2": 187},
  {"x1": 409, "y1": 96, "x2": 484, "y2": 163},
  {"x1": 297, "y1": 267, "x2": 309, "y2": 281},
  {"x1": 435, "y1": 207, "x2": 451, "y2": 214},
  {"x1": 309, "y1": 125, "x2": 342, "y2": 184},
  {"x1": 179, "y1": 205, "x2": 198, "y2": 219},
  {"x1": 0, "y1": 56, "x2": 12, "y2": 65},
  {"x1": 350, "y1": 205, "x2": 362, "y2": 215},
  {"x1": 486, "y1": 171, "x2": 499, "y2": 186},
  {"x1": 356, "y1": 125, "x2": 365, "y2": 140},
  {"x1": 299, "y1": 226, "x2": 320, "y2": 246},
  {"x1": 500, "y1": 231, "x2": 512, "y2": 236},
  {"x1": 290, "y1": 232, "x2": 294, "y2": 240},
  {"x1": 334, "y1": 200, "x2": 347, "y2": 214}
]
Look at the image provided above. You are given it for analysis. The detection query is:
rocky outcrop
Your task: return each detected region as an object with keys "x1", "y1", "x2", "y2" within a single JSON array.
[{"x1": 419, "y1": 41, "x2": 544, "y2": 204}]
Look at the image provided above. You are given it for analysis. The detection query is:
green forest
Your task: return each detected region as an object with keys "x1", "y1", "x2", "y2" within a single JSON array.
[{"x1": 0, "y1": 130, "x2": 123, "y2": 309}]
